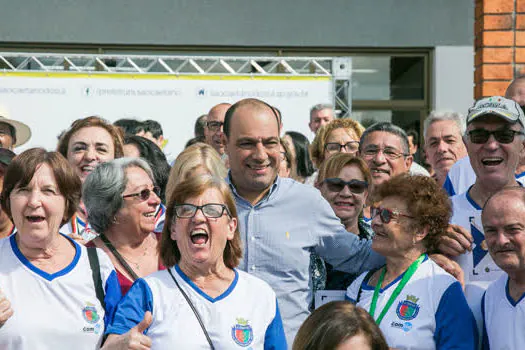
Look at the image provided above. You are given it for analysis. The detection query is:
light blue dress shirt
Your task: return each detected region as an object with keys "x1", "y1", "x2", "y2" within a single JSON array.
[{"x1": 227, "y1": 175, "x2": 384, "y2": 346}]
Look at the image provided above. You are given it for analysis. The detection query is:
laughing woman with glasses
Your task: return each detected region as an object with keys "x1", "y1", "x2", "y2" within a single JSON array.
[
  {"x1": 346, "y1": 174, "x2": 477, "y2": 349},
  {"x1": 103, "y1": 174, "x2": 287, "y2": 349},
  {"x1": 83, "y1": 158, "x2": 165, "y2": 295}
]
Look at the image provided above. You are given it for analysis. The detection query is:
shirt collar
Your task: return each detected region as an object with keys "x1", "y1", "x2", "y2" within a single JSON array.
[{"x1": 226, "y1": 171, "x2": 280, "y2": 207}]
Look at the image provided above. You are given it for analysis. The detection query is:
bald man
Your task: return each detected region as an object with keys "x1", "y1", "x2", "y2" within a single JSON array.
[{"x1": 204, "y1": 103, "x2": 231, "y2": 155}]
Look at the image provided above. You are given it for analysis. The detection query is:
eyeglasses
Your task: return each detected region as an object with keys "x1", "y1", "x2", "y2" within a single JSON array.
[
  {"x1": 467, "y1": 128, "x2": 525, "y2": 144},
  {"x1": 323, "y1": 178, "x2": 368, "y2": 194},
  {"x1": 325, "y1": 141, "x2": 360, "y2": 153},
  {"x1": 206, "y1": 121, "x2": 224, "y2": 132},
  {"x1": 174, "y1": 203, "x2": 231, "y2": 219},
  {"x1": 122, "y1": 186, "x2": 160, "y2": 201},
  {"x1": 361, "y1": 147, "x2": 408, "y2": 160},
  {"x1": 370, "y1": 206, "x2": 413, "y2": 224}
]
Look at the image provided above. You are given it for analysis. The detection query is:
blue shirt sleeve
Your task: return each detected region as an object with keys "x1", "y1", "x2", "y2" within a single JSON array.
[
  {"x1": 264, "y1": 300, "x2": 287, "y2": 350},
  {"x1": 103, "y1": 270, "x2": 123, "y2": 327},
  {"x1": 481, "y1": 292, "x2": 490, "y2": 350},
  {"x1": 434, "y1": 281, "x2": 478, "y2": 350},
  {"x1": 105, "y1": 278, "x2": 154, "y2": 335},
  {"x1": 443, "y1": 175, "x2": 456, "y2": 197},
  {"x1": 312, "y1": 194, "x2": 384, "y2": 275}
]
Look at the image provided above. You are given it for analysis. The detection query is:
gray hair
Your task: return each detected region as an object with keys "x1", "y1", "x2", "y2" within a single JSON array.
[
  {"x1": 359, "y1": 122, "x2": 410, "y2": 154},
  {"x1": 83, "y1": 157, "x2": 155, "y2": 234},
  {"x1": 310, "y1": 103, "x2": 333, "y2": 116},
  {"x1": 423, "y1": 111, "x2": 466, "y2": 142}
]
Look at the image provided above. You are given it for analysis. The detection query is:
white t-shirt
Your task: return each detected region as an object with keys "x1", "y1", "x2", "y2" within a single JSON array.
[
  {"x1": 0, "y1": 234, "x2": 122, "y2": 350},
  {"x1": 444, "y1": 156, "x2": 525, "y2": 196},
  {"x1": 346, "y1": 257, "x2": 477, "y2": 350},
  {"x1": 107, "y1": 265, "x2": 287, "y2": 349},
  {"x1": 450, "y1": 190, "x2": 505, "y2": 332},
  {"x1": 482, "y1": 275, "x2": 525, "y2": 350}
]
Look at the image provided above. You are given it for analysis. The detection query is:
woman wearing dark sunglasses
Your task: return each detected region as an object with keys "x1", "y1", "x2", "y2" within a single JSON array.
[
  {"x1": 83, "y1": 158, "x2": 165, "y2": 295},
  {"x1": 315, "y1": 154, "x2": 374, "y2": 291},
  {"x1": 103, "y1": 175, "x2": 287, "y2": 349},
  {"x1": 346, "y1": 174, "x2": 477, "y2": 349}
]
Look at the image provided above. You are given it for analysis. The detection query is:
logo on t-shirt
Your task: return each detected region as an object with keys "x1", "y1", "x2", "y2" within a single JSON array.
[
  {"x1": 396, "y1": 295, "x2": 420, "y2": 321},
  {"x1": 231, "y1": 318, "x2": 253, "y2": 347},
  {"x1": 82, "y1": 302, "x2": 100, "y2": 324}
]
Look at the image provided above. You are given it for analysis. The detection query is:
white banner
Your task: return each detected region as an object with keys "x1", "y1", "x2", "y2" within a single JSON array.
[{"x1": 0, "y1": 74, "x2": 332, "y2": 159}]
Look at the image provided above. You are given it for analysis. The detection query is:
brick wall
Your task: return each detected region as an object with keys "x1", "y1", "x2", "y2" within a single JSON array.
[{"x1": 475, "y1": 0, "x2": 525, "y2": 98}]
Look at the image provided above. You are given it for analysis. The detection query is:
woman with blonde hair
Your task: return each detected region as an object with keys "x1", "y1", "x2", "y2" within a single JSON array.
[
  {"x1": 310, "y1": 118, "x2": 365, "y2": 169},
  {"x1": 165, "y1": 143, "x2": 227, "y2": 204}
]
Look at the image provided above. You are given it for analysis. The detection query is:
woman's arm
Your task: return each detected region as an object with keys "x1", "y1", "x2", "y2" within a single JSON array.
[
  {"x1": 104, "y1": 279, "x2": 154, "y2": 349},
  {"x1": 102, "y1": 312, "x2": 152, "y2": 350}
]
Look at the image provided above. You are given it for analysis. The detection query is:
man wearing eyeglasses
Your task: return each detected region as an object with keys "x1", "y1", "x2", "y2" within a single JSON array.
[
  {"x1": 222, "y1": 98, "x2": 384, "y2": 346},
  {"x1": 204, "y1": 103, "x2": 231, "y2": 156},
  {"x1": 447, "y1": 96, "x2": 525, "y2": 333},
  {"x1": 358, "y1": 122, "x2": 413, "y2": 190}
]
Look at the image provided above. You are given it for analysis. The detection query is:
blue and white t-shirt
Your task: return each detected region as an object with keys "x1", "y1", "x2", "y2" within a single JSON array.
[
  {"x1": 346, "y1": 257, "x2": 477, "y2": 350},
  {"x1": 444, "y1": 156, "x2": 525, "y2": 196},
  {"x1": 0, "y1": 234, "x2": 122, "y2": 350},
  {"x1": 443, "y1": 156, "x2": 476, "y2": 197},
  {"x1": 107, "y1": 265, "x2": 287, "y2": 349},
  {"x1": 450, "y1": 189, "x2": 505, "y2": 330},
  {"x1": 482, "y1": 275, "x2": 525, "y2": 350}
]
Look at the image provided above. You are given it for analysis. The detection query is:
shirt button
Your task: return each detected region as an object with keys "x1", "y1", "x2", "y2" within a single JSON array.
[{"x1": 251, "y1": 265, "x2": 256, "y2": 271}]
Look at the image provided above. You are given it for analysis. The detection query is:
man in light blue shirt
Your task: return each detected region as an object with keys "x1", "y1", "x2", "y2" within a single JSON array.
[{"x1": 222, "y1": 98, "x2": 384, "y2": 345}]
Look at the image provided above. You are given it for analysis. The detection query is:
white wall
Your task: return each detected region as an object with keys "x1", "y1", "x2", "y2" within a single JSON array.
[{"x1": 433, "y1": 46, "x2": 474, "y2": 115}]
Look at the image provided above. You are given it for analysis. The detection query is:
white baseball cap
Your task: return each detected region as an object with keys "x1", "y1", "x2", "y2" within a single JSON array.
[{"x1": 466, "y1": 96, "x2": 525, "y2": 126}]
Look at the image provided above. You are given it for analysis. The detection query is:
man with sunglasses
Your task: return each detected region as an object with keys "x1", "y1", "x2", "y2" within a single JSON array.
[
  {"x1": 447, "y1": 96, "x2": 525, "y2": 333},
  {"x1": 204, "y1": 103, "x2": 231, "y2": 156},
  {"x1": 443, "y1": 78, "x2": 525, "y2": 197}
]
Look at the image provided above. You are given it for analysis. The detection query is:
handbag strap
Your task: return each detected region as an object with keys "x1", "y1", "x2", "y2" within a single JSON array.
[
  {"x1": 99, "y1": 234, "x2": 139, "y2": 281},
  {"x1": 87, "y1": 247, "x2": 108, "y2": 344},
  {"x1": 167, "y1": 268, "x2": 215, "y2": 350},
  {"x1": 87, "y1": 247, "x2": 105, "y2": 309}
]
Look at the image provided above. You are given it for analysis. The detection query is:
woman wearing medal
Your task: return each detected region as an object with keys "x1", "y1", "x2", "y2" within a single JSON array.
[{"x1": 346, "y1": 174, "x2": 477, "y2": 349}]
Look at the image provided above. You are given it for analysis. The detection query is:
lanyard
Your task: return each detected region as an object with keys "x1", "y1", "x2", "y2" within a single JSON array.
[
  {"x1": 369, "y1": 254, "x2": 425, "y2": 325},
  {"x1": 71, "y1": 214, "x2": 87, "y2": 235}
]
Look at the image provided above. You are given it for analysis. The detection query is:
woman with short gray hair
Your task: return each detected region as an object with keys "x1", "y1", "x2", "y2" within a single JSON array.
[{"x1": 84, "y1": 158, "x2": 165, "y2": 294}]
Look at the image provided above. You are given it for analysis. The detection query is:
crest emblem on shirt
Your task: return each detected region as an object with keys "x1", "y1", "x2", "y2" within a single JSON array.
[
  {"x1": 396, "y1": 295, "x2": 420, "y2": 321},
  {"x1": 231, "y1": 318, "x2": 253, "y2": 347},
  {"x1": 82, "y1": 302, "x2": 100, "y2": 324}
]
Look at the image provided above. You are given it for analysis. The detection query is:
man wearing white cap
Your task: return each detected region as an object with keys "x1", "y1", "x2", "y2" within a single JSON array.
[
  {"x1": 447, "y1": 96, "x2": 525, "y2": 333},
  {"x1": 0, "y1": 109, "x2": 31, "y2": 150}
]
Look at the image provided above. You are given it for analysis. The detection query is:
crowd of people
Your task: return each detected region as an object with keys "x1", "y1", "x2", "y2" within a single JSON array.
[{"x1": 0, "y1": 76, "x2": 525, "y2": 349}]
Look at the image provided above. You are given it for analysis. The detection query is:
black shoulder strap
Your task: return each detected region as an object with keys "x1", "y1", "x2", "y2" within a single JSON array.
[
  {"x1": 167, "y1": 268, "x2": 215, "y2": 350},
  {"x1": 99, "y1": 234, "x2": 139, "y2": 281},
  {"x1": 356, "y1": 269, "x2": 379, "y2": 303},
  {"x1": 87, "y1": 247, "x2": 106, "y2": 310}
]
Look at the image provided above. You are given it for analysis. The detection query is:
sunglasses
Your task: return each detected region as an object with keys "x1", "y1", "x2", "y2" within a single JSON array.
[
  {"x1": 174, "y1": 203, "x2": 231, "y2": 219},
  {"x1": 370, "y1": 206, "x2": 413, "y2": 224},
  {"x1": 122, "y1": 186, "x2": 161, "y2": 201},
  {"x1": 467, "y1": 128, "x2": 525, "y2": 144},
  {"x1": 323, "y1": 178, "x2": 368, "y2": 194}
]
